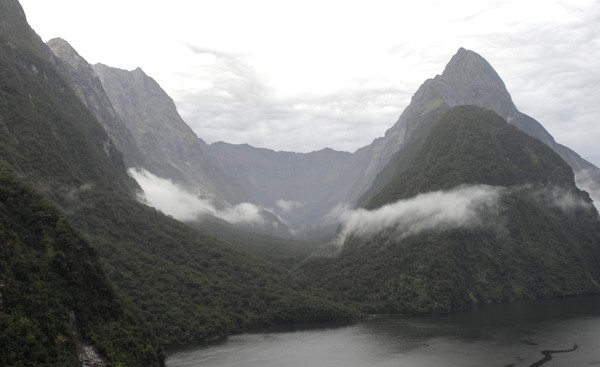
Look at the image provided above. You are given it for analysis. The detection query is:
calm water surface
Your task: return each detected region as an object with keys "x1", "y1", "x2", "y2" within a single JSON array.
[{"x1": 167, "y1": 296, "x2": 600, "y2": 367}]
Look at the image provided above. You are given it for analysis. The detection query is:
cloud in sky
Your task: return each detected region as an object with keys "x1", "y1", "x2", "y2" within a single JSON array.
[
  {"x1": 19, "y1": 0, "x2": 600, "y2": 165},
  {"x1": 129, "y1": 168, "x2": 265, "y2": 225}
]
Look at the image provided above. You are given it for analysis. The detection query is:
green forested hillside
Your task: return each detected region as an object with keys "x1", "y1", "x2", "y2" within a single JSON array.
[
  {"x1": 66, "y1": 190, "x2": 356, "y2": 345},
  {"x1": 298, "y1": 106, "x2": 600, "y2": 313},
  {"x1": 0, "y1": 165, "x2": 163, "y2": 367},
  {"x1": 366, "y1": 106, "x2": 576, "y2": 209}
]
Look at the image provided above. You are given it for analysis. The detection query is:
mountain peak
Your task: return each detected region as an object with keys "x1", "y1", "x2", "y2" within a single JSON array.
[
  {"x1": 434, "y1": 48, "x2": 517, "y2": 119},
  {"x1": 441, "y1": 48, "x2": 502, "y2": 85},
  {"x1": 47, "y1": 37, "x2": 90, "y2": 73},
  {"x1": 47, "y1": 37, "x2": 73, "y2": 50}
]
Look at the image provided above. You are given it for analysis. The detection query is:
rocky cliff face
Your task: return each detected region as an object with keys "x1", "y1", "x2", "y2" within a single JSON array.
[
  {"x1": 47, "y1": 38, "x2": 148, "y2": 168},
  {"x1": 92, "y1": 63, "x2": 250, "y2": 204}
]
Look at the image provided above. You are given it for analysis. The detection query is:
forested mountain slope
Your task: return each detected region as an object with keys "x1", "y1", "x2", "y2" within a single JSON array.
[{"x1": 299, "y1": 106, "x2": 600, "y2": 314}]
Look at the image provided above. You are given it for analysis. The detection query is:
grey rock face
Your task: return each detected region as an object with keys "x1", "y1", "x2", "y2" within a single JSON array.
[
  {"x1": 47, "y1": 38, "x2": 147, "y2": 168},
  {"x1": 92, "y1": 63, "x2": 250, "y2": 204}
]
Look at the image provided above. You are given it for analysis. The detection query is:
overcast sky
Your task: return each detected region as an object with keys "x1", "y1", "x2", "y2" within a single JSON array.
[{"x1": 19, "y1": 0, "x2": 600, "y2": 166}]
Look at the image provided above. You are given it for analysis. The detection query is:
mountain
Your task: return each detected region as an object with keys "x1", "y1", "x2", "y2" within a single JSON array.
[
  {"x1": 0, "y1": 0, "x2": 162, "y2": 365},
  {"x1": 210, "y1": 142, "x2": 355, "y2": 228},
  {"x1": 0, "y1": 1, "x2": 136, "y2": 201},
  {"x1": 209, "y1": 48, "x2": 600, "y2": 231},
  {"x1": 91, "y1": 63, "x2": 250, "y2": 205},
  {"x1": 298, "y1": 106, "x2": 600, "y2": 314},
  {"x1": 359, "y1": 47, "x2": 600, "y2": 207},
  {"x1": 45, "y1": 38, "x2": 148, "y2": 169},
  {"x1": 86, "y1": 62, "x2": 293, "y2": 234},
  {"x1": 1, "y1": 0, "x2": 356, "y2": 362},
  {"x1": 7, "y1": 0, "x2": 600, "y2": 360}
]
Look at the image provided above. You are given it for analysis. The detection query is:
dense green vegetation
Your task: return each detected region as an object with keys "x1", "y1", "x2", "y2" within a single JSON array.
[
  {"x1": 357, "y1": 95, "x2": 451, "y2": 208},
  {"x1": 0, "y1": 2, "x2": 166, "y2": 364},
  {"x1": 190, "y1": 215, "x2": 321, "y2": 267},
  {"x1": 66, "y1": 189, "x2": 357, "y2": 345},
  {"x1": 298, "y1": 106, "x2": 600, "y2": 313},
  {"x1": 366, "y1": 105, "x2": 576, "y2": 209},
  {"x1": 0, "y1": 165, "x2": 163, "y2": 366}
]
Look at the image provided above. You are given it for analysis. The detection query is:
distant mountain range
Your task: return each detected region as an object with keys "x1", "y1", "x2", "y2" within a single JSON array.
[
  {"x1": 51, "y1": 41, "x2": 600, "y2": 233},
  {"x1": 2, "y1": 0, "x2": 600, "y2": 364}
]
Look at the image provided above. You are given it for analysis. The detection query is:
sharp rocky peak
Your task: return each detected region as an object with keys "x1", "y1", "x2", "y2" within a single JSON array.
[
  {"x1": 47, "y1": 37, "x2": 90, "y2": 72},
  {"x1": 441, "y1": 48, "x2": 500, "y2": 82},
  {"x1": 433, "y1": 47, "x2": 518, "y2": 119},
  {"x1": 386, "y1": 47, "x2": 519, "y2": 141}
]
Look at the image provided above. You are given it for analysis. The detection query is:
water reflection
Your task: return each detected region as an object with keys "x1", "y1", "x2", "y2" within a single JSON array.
[{"x1": 167, "y1": 296, "x2": 600, "y2": 367}]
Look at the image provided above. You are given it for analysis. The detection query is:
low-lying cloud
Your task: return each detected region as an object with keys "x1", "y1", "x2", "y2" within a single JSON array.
[
  {"x1": 330, "y1": 185, "x2": 505, "y2": 246},
  {"x1": 575, "y1": 169, "x2": 600, "y2": 211},
  {"x1": 129, "y1": 168, "x2": 265, "y2": 225},
  {"x1": 328, "y1": 184, "x2": 596, "y2": 248},
  {"x1": 530, "y1": 185, "x2": 593, "y2": 212}
]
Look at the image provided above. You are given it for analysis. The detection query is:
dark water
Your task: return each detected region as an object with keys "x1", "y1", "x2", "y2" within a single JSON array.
[{"x1": 166, "y1": 296, "x2": 600, "y2": 367}]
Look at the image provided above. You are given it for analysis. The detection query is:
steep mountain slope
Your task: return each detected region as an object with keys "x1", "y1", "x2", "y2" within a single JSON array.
[
  {"x1": 2, "y1": 0, "x2": 355, "y2": 354},
  {"x1": 0, "y1": 1, "x2": 136, "y2": 200},
  {"x1": 91, "y1": 63, "x2": 250, "y2": 205},
  {"x1": 367, "y1": 106, "x2": 576, "y2": 208},
  {"x1": 299, "y1": 106, "x2": 600, "y2": 314},
  {"x1": 0, "y1": 165, "x2": 162, "y2": 366},
  {"x1": 0, "y1": 1, "x2": 163, "y2": 364},
  {"x1": 45, "y1": 38, "x2": 148, "y2": 169},
  {"x1": 48, "y1": 44, "x2": 290, "y2": 235}
]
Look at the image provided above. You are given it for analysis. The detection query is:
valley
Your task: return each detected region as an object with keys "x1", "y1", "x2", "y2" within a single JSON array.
[{"x1": 1, "y1": 0, "x2": 599, "y2": 365}]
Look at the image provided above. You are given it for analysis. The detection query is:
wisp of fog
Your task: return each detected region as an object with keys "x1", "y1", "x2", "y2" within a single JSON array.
[
  {"x1": 329, "y1": 183, "x2": 596, "y2": 248},
  {"x1": 575, "y1": 169, "x2": 600, "y2": 210},
  {"x1": 129, "y1": 168, "x2": 265, "y2": 225},
  {"x1": 330, "y1": 185, "x2": 505, "y2": 245}
]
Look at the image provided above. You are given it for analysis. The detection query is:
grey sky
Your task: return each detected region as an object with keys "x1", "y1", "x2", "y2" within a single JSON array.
[{"x1": 19, "y1": 0, "x2": 600, "y2": 167}]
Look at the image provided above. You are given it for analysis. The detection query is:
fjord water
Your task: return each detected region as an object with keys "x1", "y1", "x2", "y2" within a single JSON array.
[{"x1": 167, "y1": 296, "x2": 600, "y2": 367}]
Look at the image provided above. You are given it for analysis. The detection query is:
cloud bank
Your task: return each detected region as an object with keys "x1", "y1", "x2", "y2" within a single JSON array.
[
  {"x1": 129, "y1": 168, "x2": 265, "y2": 225},
  {"x1": 330, "y1": 185, "x2": 505, "y2": 246},
  {"x1": 329, "y1": 184, "x2": 596, "y2": 248}
]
